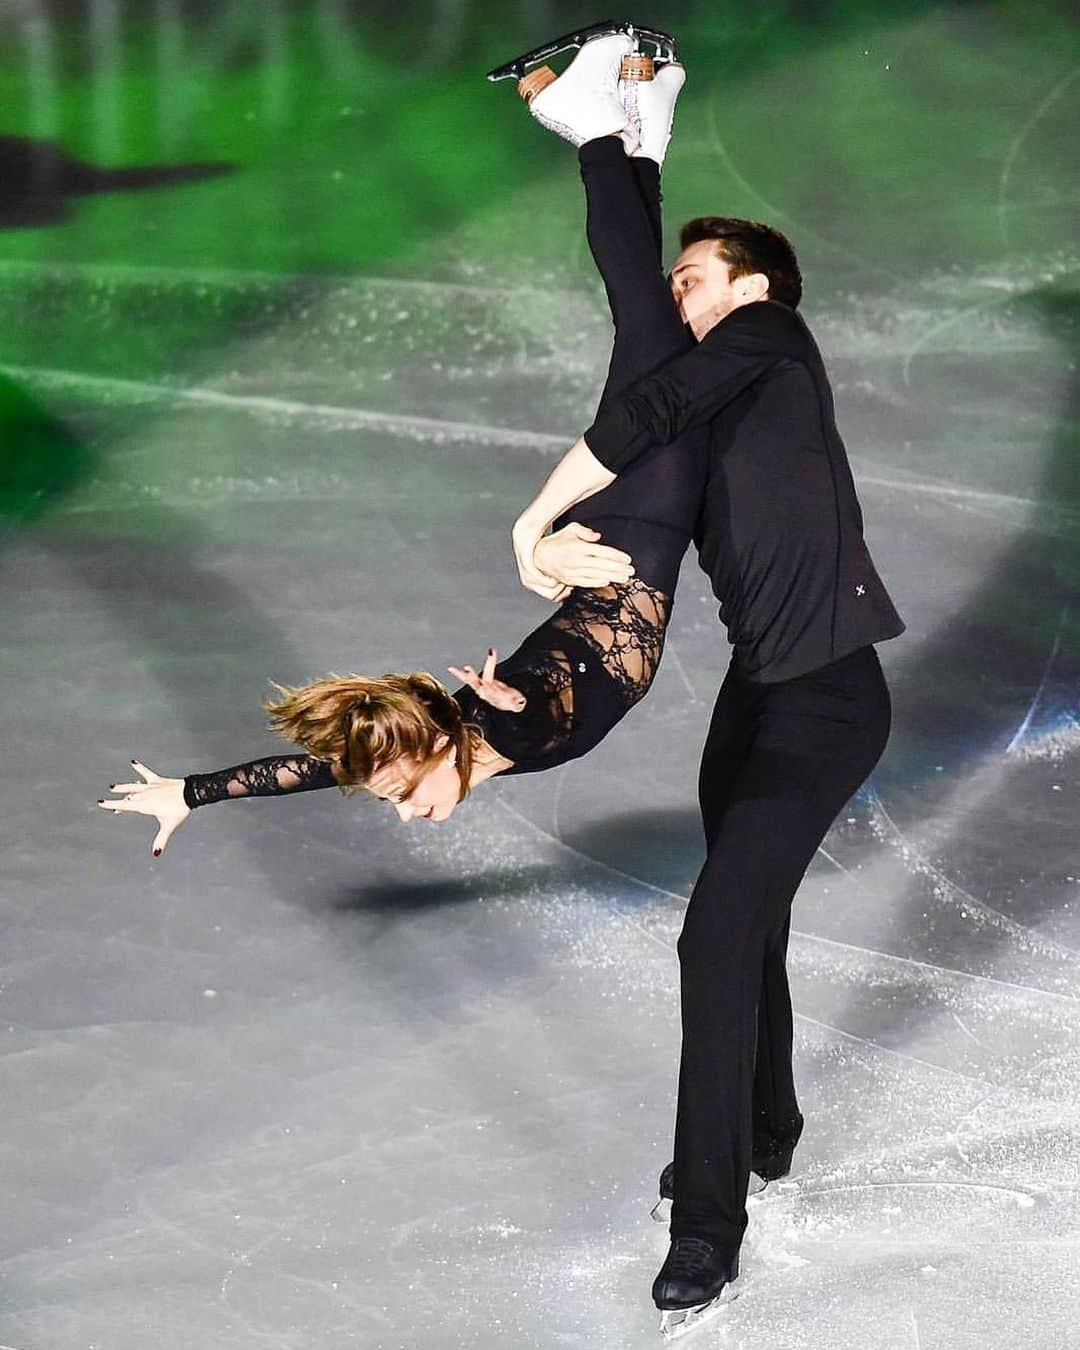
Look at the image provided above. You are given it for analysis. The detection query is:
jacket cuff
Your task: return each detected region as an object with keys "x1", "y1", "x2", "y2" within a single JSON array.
[{"x1": 583, "y1": 410, "x2": 648, "y2": 474}]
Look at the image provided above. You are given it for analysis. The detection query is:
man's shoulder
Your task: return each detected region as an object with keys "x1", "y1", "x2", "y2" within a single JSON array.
[{"x1": 705, "y1": 299, "x2": 810, "y2": 358}]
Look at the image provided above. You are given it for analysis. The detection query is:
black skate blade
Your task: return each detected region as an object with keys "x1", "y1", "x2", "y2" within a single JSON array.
[{"x1": 485, "y1": 19, "x2": 677, "y2": 83}]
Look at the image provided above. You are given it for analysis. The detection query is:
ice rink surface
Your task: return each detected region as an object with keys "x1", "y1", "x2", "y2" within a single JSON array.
[{"x1": 1, "y1": 3, "x2": 1078, "y2": 1347}]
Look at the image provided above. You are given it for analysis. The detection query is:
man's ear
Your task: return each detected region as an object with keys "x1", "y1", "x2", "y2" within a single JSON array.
[{"x1": 736, "y1": 271, "x2": 770, "y2": 303}]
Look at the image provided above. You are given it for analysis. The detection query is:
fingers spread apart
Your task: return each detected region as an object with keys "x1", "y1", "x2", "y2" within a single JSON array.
[{"x1": 99, "y1": 797, "x2": 141, "y2": 813}]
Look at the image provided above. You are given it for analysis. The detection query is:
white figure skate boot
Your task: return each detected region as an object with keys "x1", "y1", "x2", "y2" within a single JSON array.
[
  {"x1": 621, "y1": 59, "x2": 686, "y2": 166},
  {"x1": 525, "y1": 32, "x2": 639, "y2": 153}
]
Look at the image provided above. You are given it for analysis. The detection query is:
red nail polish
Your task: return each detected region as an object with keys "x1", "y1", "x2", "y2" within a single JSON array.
[{"x1": 153, "y1": 849, "x2": 161, "y2": 857}]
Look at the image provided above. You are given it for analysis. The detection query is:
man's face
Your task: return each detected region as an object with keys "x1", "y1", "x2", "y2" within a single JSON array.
[
  {"x1": 364, "y1": 735, "x2": 462, "y2": 823},
  {"x1": 669, "y1": 239, "x2": 766, "y2": 339}
]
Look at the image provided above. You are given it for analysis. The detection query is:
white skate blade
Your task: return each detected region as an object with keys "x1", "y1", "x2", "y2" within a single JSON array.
[
  {"x1": 650, "y1": 1195, "x2": 672, "y2": 1224},
  {"x1": 658, "y1": 1285, "x2": 739, "y2": 1341}
]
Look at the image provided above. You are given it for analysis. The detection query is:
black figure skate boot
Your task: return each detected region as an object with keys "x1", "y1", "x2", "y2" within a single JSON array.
[
  {"x1": 653, "y1": 1237, "x2": 739, "y2": 1340},
  {"x1": 650, "y1": 1111, "x2": 805, "y2": 1222}
]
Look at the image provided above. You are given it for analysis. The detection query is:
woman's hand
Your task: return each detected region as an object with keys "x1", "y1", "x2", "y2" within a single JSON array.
[
  {"x1": 534, "y1": 522, "x2": 635, "y2": 589},
  {"x1": 447, "y1": 648, "x2": 528, "y2": 712},
  {"x1": 98, "y1": 758, "x2": 191, "y2": 857},
  {"x1": 513, "y1": 515, "x2": 635, "y2": 602},
  {"x1": 512, "y1": 514, "x2": 573, "y2": 604}
]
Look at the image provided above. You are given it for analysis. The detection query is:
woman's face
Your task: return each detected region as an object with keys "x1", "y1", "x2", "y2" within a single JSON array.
[{"x1": 363, "y1": 734, "x2": 462, "y2": 823}]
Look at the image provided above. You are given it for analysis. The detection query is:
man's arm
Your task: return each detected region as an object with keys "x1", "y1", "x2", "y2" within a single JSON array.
[
  {"x1": 512, "y1": 303, "x2": 801, "y2": 594},
  {"x1": 583, "y1": 300, "x2": 798, "y2": 474},
  {"x1": 510, "y1": 435, "x2": 619, "y2": 601},
  {"x1": 514, "y1": 434, "x2": 615, "y2": 536},
  {"x1": 517, "y1": 303, "x2": 796, "y2": 538}
]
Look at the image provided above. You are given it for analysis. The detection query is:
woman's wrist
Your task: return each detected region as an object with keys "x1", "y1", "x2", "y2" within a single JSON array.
[
  {"x1": 515, "y1": 435, "x2": 614, "y2": 556},
  {"x1": 513, "y1": 506, "x2": 551, "y2": 537}
]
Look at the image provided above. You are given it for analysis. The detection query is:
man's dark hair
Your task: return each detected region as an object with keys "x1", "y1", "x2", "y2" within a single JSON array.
[{"x1": 679, "y1": 217, "x2": 802, "y2": 309}]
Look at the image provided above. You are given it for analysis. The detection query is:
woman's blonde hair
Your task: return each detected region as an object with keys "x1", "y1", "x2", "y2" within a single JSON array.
[{"x1": 262, "y1": 671, "x2": 480, "y2": 801}]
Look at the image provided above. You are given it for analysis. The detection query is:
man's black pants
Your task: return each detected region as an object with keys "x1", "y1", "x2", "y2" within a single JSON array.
[
  {"x1": 576, "y1": 136, "x2": 894, "y2": 1257},
  {"x1": 674, "y1": 644, "x2": 891, "y2": 1251}
]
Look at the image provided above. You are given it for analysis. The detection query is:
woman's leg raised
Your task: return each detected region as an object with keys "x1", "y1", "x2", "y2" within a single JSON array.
[
  {"x1": 576, "y1": 135, "x2": 692, "y2": 399},
  {"x1": 548, "y1": 135, "x2": 704, "y2": 594}
]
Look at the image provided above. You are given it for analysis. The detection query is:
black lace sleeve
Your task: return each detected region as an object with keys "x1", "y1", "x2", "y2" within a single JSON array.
[{"x1": 183, "y1": 754, "x2": 339, "y2": 809}]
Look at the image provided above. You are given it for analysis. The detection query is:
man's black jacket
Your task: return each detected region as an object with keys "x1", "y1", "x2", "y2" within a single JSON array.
[{"x1": 584, "y1": 298, "x2": 905, "y2": 682}]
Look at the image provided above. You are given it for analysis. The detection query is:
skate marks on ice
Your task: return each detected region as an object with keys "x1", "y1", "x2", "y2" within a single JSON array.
[
  {"x1": 705, "y1": 1022, "x2": 1078, "y2": 1345},
  {"x1": 855, "y1": 281, "x2": 1080, "y2": 988},
  {"x1": 492, "y1": 764, "x2": 1080, "y2": 1339},
  {"x1": 493, "y1": 794, "x2": 1074, "y2": 1092},
  {"x1": 0, "y1": 361, "x2": 568, "y2": 455},
  {"x1": 1004, "y1": 600, "x2": 1080, "y2": 762},
  {"x1": 487, "y1": 792, "x2": 1017, "y2": 1098},
  {"x1": 7, "y1": 351, "x2": 1051, "y2": 524},
  {"x1": 863, "y1": 783, "x2": 1080, "y2": 971},
  {"x1": 3, "y1": 250, "x2": 1078, "y2": 490},
  {"x1": 0, "y1": 257, "x2": 601, "y2": 444},
  {"x1": 997, "y1": 66, "x2": 1080, "y2": 247}
]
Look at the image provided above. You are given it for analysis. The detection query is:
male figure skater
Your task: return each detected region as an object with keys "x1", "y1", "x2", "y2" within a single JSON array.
[{"x1": 505, "y1": 24, "x2": 905, "y2": 1338}]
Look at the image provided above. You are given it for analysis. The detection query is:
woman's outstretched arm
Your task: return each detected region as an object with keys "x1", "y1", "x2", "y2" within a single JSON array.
[
  {"x1": 99, "y1": 754, "x2": 340, "y2": 857},
  {"x1": 182, "y1": 754, "x2": 339, "y2": 807}
]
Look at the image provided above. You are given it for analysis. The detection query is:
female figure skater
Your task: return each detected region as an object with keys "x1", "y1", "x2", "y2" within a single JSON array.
[{"x1": 101, "y1": 26, "x2": 731, "y2": 1335}]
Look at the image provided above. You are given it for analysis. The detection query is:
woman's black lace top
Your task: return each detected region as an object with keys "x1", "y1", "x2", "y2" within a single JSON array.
[
  {"x1": 453, "y1": 575, "x2": 669, "y2": 774},
  {"x1": 181, "y1": 576, "x2": 670, "y2": 808}
]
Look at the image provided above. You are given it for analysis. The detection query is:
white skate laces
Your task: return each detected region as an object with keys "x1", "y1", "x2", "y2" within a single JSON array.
[{"x1": 621, "y1": 60, "x2": 686, "y2": 165}]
